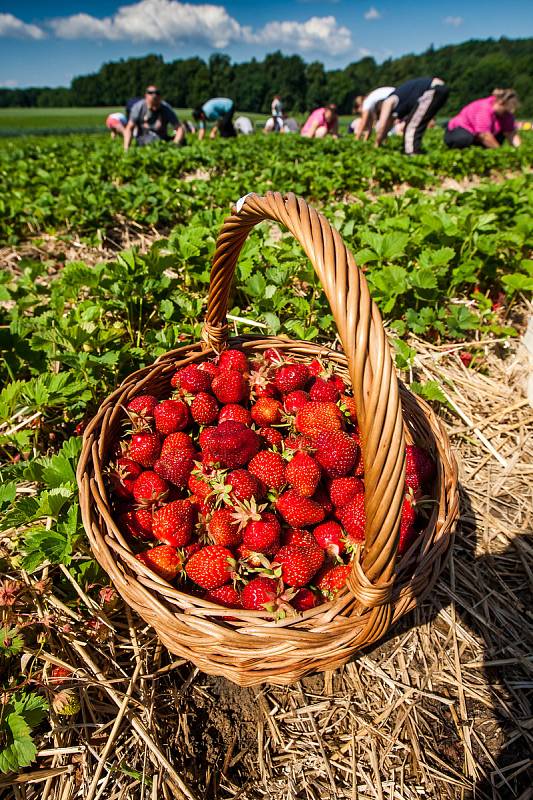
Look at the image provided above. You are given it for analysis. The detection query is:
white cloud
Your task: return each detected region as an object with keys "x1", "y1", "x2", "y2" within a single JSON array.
[
  {"x1": 50, "y1": 1, "x2": 244, "y2": 48},
  {"x1": 249, "y1": 16, "x2": 352, "y2": 55},
  {"x1": 1, "y1": 79, "x2": 19, "y2": 87},
  {"x1": 364, "y1": 7, "x2": 381, "y2": 20},
  {"x1": 443, "y1": 16, "x2": 463, "y2": 26},
  {"x1": 0, "y1": 13, "x2": 45, "y2": 39},
  {"x1": 49, "y1": 0, "x2": 352, "y2": 54}
]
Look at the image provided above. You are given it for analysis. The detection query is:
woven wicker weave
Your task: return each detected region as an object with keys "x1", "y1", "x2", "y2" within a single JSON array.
[{"x1": 77, "y1": 192, "x2": 459, "y2": 686}]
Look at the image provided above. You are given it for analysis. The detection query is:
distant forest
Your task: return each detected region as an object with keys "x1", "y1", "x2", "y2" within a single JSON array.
[{"x1": 1, "y1": 37, "x2": 532, "y2": 115}]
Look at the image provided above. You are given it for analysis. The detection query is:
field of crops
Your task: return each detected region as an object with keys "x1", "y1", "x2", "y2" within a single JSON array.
[{"x1": 1, "y1": 128, "x2": 532, "y2": 798}]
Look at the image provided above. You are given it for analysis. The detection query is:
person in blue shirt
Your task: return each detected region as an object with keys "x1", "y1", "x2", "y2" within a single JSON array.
[{"x1": 192, "y1": 97, "x2": 236, "y2": 140}]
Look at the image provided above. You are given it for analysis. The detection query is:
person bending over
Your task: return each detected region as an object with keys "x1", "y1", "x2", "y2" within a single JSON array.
[
  {"x1": 193, "y1": 98, "x2": 236, "y2": 140},
  {"x1": 353, "y1": 86, "x2": 395, "y2": 141},
  {"x1": 375, "y1": 77, "x2": 449, "y2": 154},
  {"x1": 123, "y1": 86, "x2": 186, "y2": 150},
  {"x1": 271, "y1": 94, "x2": 283, "y2": 132},
  {"x1": 301, "y1": 104, "x2": 339, "y2": 139},
  {"x1": 106, "y1": 112, "x2": 127, "y2": 139},
  {"x1": 445, "y1": 89, "x2": 520, "y2": 149}
]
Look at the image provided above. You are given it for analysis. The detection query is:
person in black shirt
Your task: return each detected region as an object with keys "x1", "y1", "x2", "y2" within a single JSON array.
[
  {"x1": 375, "y1": 77, "x2": 449, "y2": 154},
  {"x1": 123, "y1": 86, "x2": 186, "y2": 150}
]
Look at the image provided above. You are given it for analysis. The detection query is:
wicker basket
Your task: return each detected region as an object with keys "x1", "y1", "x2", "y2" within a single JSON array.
[{"x1": 77, "y1": 192, "x2": 459, "y2": 687}]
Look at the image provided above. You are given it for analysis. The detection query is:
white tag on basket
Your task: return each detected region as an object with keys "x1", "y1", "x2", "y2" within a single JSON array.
[{"x1": 235, "y1": 193, "x2": 252, "y2": 213}]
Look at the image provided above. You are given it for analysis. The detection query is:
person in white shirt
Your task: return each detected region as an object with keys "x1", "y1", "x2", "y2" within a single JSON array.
[
  {"x1": 353, "y1": 87, "x2": 395, "y2": 140},
  {"x1": 271, "y1": 95, "x2": 283, "y2": 131},
  {"x1": 234, "y1": 116, "x2": 254, "y2": 135}
]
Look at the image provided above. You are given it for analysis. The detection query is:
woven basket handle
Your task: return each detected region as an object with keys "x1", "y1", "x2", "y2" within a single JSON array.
[{"x1": 203, "y1": 192, "x2": 406, "y2": 613}]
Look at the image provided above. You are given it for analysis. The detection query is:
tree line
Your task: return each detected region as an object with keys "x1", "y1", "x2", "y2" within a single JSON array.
[{"x1": 1, "y1": 37, "x2": 532, "y2": 116}]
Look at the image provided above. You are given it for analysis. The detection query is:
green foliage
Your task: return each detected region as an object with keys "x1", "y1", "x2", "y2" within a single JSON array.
[{"x1": 0, "y1": 693, "x2": 48, "y2": 773}]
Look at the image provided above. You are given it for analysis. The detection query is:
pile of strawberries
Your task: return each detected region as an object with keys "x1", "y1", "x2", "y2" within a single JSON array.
[{"x1": 107, "y1": 348, "x2": 435, "y2": 616}]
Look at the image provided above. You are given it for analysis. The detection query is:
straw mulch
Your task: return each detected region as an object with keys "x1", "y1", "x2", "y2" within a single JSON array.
[{"x1": 2, "y1": 318, "x2": 532, "y2": 800}]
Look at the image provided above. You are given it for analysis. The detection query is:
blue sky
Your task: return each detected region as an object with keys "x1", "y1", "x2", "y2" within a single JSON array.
[{"x1": 1, "y1": 0, "x2": 532, "y2": 88}]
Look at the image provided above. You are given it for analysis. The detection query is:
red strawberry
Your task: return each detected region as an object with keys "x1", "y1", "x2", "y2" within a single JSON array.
[
  {"x1": 226, "y1": 469, "x2": 263, "y2": 502},
  {"x1": 152, "y1": 500, "x2": 195, "y2": 547},
  {"x1": 188, "y1": 493, "x2": 214, "y2": 517},
  {"x1": 198, "y1": 362, "x2": 218, "y2": 378},
  {"x1": 340, "y1": 394, "x2": 358, "y2": 423},
  {"x1": 119, "y1": 507, "x2": 154, "y2": 541},
  {"x1": 208, "y1": 508, "x2": 243, "y2": 547},
  {"x1": 308, "y1": 358, "x2": 323, "y2": 376},
  {"x1": 309, "y1": 377, "x2": 341, "y2": 402},
  {"x1": 211, "y1": 371, "x2": 247, "y2": 404},
  {"x1": 295, "y1": 402, "x2": 344, "y2": 439},
  {"x1": 126, "y1": 394, "x2": 158, "y2": 420},
  {"x1": 263, "y1": 348, "x2": 284, "y2": 365},
  {"x1": 281, "y1": 528, "x2": 316, "y2": 549},
  {"x1": 251, "y1": 397, "x2": 283, "y2": 426},
  {"x1": 160, "y1": 432, "x2": 196, "y2": 457},
  {"x1": 291, "y1": 588, "x2": 319, "y2": 611},
  {"x1": 258, "y1": 427, "x2": 283, "y2": 447},
  {"x1": 128, "y1": 432, "x2": 161, "y2": 467},
  {"x1": 132, "y1": 471, "x2": 169, "y2": 506},
  {"x1": 182, "y1": 541, "x2": 202, "y2": 560},
  {"x1": 273, "y1": 545, "x2": 324, "y2": 587},
  {"x1": 217, "y1": 349, "x2": 249, "y2": 373},
  {"x1": 248, "y1": 451, "x2": 286, "y2": 490},
  {"x1": 459, "y1": 351, "x2": 473, "y2": 368},
  {"x1": 154, "y1": 400, "x2": 190, "y2": 435},
  {"x1": 109, "y1": 457, "x2": 142, "y2": 498},
  {"x1": 188, "y1": 469, "x2": 212, "y2": 499},
  {"x1": 313, "y1": 521, "x2": 344, "y2": 557},
  {"x1": 398, "y1": 496, "x2": 417, "y2": 555},
  {"x1": 276, "y1": 490, "x2": 325, "y2": 527},
  {"x1": 328, "y1": 477, "x2": 364, "y2": 507},
  {"x1": 171, "y1": 364, "x2": 212, "y2": 393},
  {"x1": 405, "y1": 445, "x2": 435, "y2": 492},
  {"x1": 218, "y1": 404, "x2": 252, "y2": 426},
  {"x1": 284, "y1": 434, "x2": 314, "y2": 451},
  {"x1": 204, "y1": 585, "x2": 243, "y2": 609},
  {"x1": 337, "y1": 495, "x2": 365, "y2": 543},
  {"x1": 312, "y1": 487, "x2": 334, "y2": 515},
  {"x1": 274, "y1": 363, "x2": 310, "y2": 393},
  {"x1": 315, "y1": 564, "x2": 351, "y2": 598},
  {"x1": 185, "y1": 546, "x2": 235, "y2": 589},
  {"x1": 201, "y1": 421, "x2": 260, "y2": 468},
  {"x1": 49, "y1": 666, "x2": 73, "y2": 684},
  {"x1": 315, "y1": 430, "x2": 358, "y2": 477},
  {"x1": 243, "y1": 512, "x2": 281, "y2": 554},
  {"x1": 285, "y1": 452, "x2": 321, "y2": 497},
  {"x1": 190, "y1": 392, "x2": 219, "y2": 425},
  {"x1": 153, "y1": 451, "x2": 194, "y2": 488},
  {"x1": 283, "y1": 390, "x2": 309, "y2": 414},
  {"x1": 241, "y1": 577, "x2": 279, "y2": 610},
  {"x1": 136, "y1": 545, "x2": 182, "y2": 582}
]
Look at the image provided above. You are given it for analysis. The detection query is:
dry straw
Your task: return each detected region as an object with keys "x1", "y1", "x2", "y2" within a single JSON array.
[{"x1": 77, "y1": 192, "x2": 459, "y2": 686}]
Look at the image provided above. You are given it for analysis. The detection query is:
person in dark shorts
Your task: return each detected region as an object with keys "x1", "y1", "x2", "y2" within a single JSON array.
[
  {"x1": 375, "y1": 77, "x2": 449, "y2": 154},
  {"x1": 444, "y1": 89, "x2": 520, "y2": 149},
  {"x1": 192, "y1": 98, "x2": 236, "y2": 140},
  {"x1": 123, "y1": 86, "x2": 186, "y2": 150}
]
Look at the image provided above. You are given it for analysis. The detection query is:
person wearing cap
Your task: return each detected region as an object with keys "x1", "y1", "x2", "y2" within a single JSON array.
[
  {"x1": 375, "y1": 77, "x2": 449, "y2": 154},
  {"x1": 444, "y1": 89, "x2": 521, "y2": 149},
  {"x1": 123, "y1": 86, "x2": 186, "y2": 150},
  {"x1": 353, "y1": 86, "x2": 395, "y2": 140},
  {"x1": 192, "y1": 98, "x2": 236, "y2": 140},
  {"x1": 301, "y1": 104, "x2": 339, "y2": 139}
]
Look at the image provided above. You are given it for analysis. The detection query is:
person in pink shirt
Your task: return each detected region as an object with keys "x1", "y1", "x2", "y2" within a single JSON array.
[
  {"x1": 301, "y1": 104, "x2": 339, "y2": 139},
  {"x1": 445, "y1": 88, "x2": 521, "y2": 149}
]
